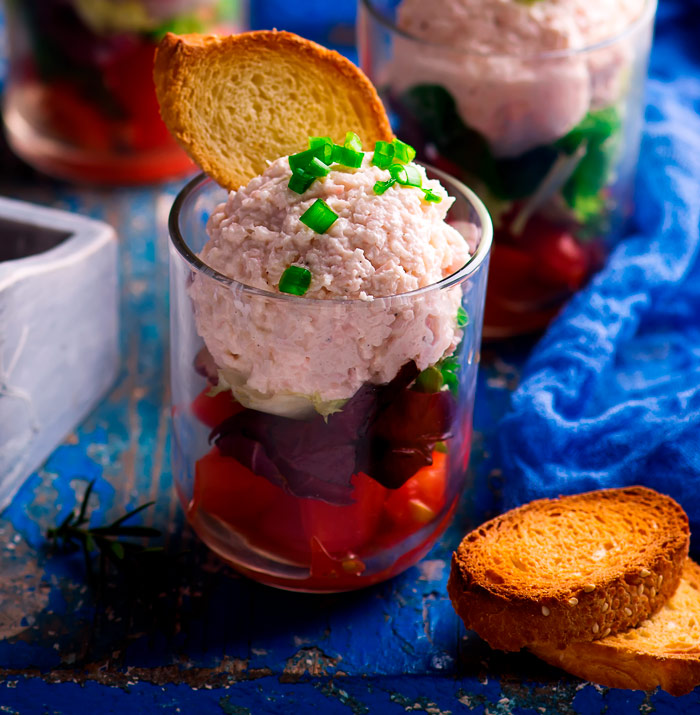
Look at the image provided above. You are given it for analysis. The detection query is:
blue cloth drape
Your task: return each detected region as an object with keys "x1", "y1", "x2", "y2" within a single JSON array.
[{"x1": 497, "y1": 0, "x2": 700, "y2": 533}]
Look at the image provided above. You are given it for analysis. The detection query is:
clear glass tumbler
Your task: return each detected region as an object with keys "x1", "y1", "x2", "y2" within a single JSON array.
[
  {"x1": 169, "y1": 169, "x2": 492, "y2": 592},
  {"x1": 358, "y1": 0, "x2": 656, "y2": 337},
  {"x1": 2, "y1": 0, "x2": 243, "y2": 184}
]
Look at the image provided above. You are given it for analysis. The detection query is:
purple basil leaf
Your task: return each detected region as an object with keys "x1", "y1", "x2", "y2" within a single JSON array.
[
  {"x1": 361, "y1": 389, "x2": 456, "y2": 489},
  {"x1": 211, "y1": 361, "x2": 454, "y2": 503}
]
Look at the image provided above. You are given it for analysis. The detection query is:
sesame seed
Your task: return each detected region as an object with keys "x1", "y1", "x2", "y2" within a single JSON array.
[
  {"x1": 602, "y1": 602, "x2": 609, "y2": 613},
  {"x1": 624, "y1": 607, "x2": 633, "y2": 616},
  {"x1": 542, "y1": 606, "x2": 550, "y2": 616},
  {"x1": 602, "y1": 628, "x2": 611, "y2": 637},
  {"x1": 592, "y1": 623, "x2": 600, "y2": 634},
  {"x1": 638, "y1": 584, "x2": 645, "y2": 596},
  {"x1": 583, "y1": 584, "x2": 596, "y2": 593},
  {"x1": 650, "y1": 587, "x2": 656, "y2": 598},
  {"x1": 568, "y1": 597, "x2": 578, "y2": 606},
  {"x1": 658, "y1": 574, "x2": 664, "y2": 586},
  {"x1": 640, "y1": 569, "x2": 651, "y2": 578}
]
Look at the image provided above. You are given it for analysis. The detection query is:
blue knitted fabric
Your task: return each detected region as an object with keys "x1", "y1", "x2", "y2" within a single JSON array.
[{"x1": 497, "y1": 0, "x2": 700, "y2": 532}]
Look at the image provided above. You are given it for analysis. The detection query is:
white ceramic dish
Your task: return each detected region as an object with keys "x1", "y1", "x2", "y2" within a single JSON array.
[{"x1": 0, "y1": 197, "x2": 119, "y2": 511}]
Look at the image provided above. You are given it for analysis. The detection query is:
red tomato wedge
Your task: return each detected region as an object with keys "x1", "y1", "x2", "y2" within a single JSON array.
[
  {"x1": 526, "y1": 223, "x2": 589, "y2": 292},
  {"x1": 191, "y1": 447, "x2": 279, "y2": 526},
  {"x1": 301, "y1": 472, "x2": 387, "y2": 556},
  {"x1": 383, "y1": 451, "x2": 448, "y2": 531},
  {"x1": 192, "y1": 447, "x2": 308, "y2": 562},
  {"x1": 484, "y1": 244, "x2": 563, "y2": 336}
]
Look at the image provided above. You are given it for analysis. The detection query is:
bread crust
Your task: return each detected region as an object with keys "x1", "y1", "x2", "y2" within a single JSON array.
[
  {"x1": 154, "y1": 30, "x2": 393, "y2": 190},
  {"x1": 531, "y1": 560, "x2": 700, "y2": 696},
  {"x1": 447, "y1": 487, "x2": 689, "y2": 652}
]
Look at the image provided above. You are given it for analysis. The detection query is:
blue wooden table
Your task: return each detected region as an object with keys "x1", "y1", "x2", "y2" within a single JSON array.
[
  {"x1": 1, "y1": 147, "x2": 697, "y2": 715},
  {"x1": 1, "y1": 5, "x2": 699, "y2": 715}
]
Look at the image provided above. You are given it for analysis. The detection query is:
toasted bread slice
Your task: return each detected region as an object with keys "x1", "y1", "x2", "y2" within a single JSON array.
[
  {"x1": 154, "y1": 30, "x2": 393, "y2": 190},
  {"x1": 531, "y1": 559, "x2": 700, "y2": 696},
  {"x1": 447, "y1": 487, "x2": 689, "y2": 652}
]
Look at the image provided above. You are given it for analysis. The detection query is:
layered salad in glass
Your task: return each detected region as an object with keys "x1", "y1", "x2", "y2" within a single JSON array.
[
  {"x1": 359, "y1": 0, "x2": 655, "y2": 335},
  {"x1": 171, "y1": 133, "x2": 490, "y2": 591},
  {"x1": 3, "y1": 0, "x2": 239, "y2": 182}
]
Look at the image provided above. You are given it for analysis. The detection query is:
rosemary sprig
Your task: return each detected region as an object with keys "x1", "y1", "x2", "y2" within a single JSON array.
[{"x1": 47, "y1": 479, "x2": 162, "y2": 577}]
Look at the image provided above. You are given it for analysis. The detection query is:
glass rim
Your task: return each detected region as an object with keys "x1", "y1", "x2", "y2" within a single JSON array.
[
  {"x1": 168, "y1": 164, "x2": 493, "y2": 307},
  {"x1": 359, "y1": 0, "x2": 657, "y2": 60}
]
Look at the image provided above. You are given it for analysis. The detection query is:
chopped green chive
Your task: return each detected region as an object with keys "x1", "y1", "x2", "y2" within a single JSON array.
[
  {"x1": 414, "y1": 356, "x2": 460, "y2": 395},
  {"x1": 306, "y1": 156, "x2": 331, "y2": 178},
  {"x1": 388, "y1": 164, "x2": 406, "y2": 182},
  {"x1": 344, "y1": 131, "x2": 363, "y2": 152},
  {"x1": 371, "y1": 140, "x2": 394, "y2": 169},
  {"x1": 441, "y1": 356, "x2": 459, "y2": 374},
  {"x1": 290, "y1": 146, "x2": 331, "y2": 173},
  {"x1": 392, "y1": 138, "x2": 416, "y2": 164},
  {"x1": 440, "y1": 356, "x2": 460, "y2": 395},
  {"x1": 292, "y1": 135, "x2": 436, "y2": 206},
  {"x1": 300, "y1": 199, "x2": 338, "y2": 233},
  {"x1": 456, "y1": 306, "x2": 469, "y2": 327},
  {"x1": 279, "y1": 265, "x2": 312, "y2": 296},
  {"x1": 371, "y1": 138, "x2": 417, "y2": 168},
  {"x1": 309, "y1": 135, "x2": 333, "y2": 151},
  {"x1": 442, "y1": 370, "x2": 459, "y2": 395},
  {"x1": 373, "y1": 179, "x2": 396, "y2": 195},
  {"x1": 414, "y1": 365, "x2": 444, "y2": 393},
  {"x1": 422, "y1": 189, "x2": 442, "y2": 203},
  {"x1": 331, "y1": 144, "x2": 364, "y2": 169},
  {"x1": 372, "y1": 140, "x2": 444, "y2": 203},
  {"x1": 389, "y1": 163, "x2": 422, "y2": 188},
  {"x1": 288, "y1": 168, "x2": 316, "y2": 194},
  {"x1": 289, "y1": 139, "x2": 334, "y2": 193},
  {"x1": 308, "y1": 137, "x2": 334, "y2": 164}
]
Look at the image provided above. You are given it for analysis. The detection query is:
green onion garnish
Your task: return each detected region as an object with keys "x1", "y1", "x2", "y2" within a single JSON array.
[
  {"x1": 392, "y1": 138, "x2": 416, "y2": 164},
  {"x1": 308, "y1": 137, "x2": 334, "y2": 164},
  {"x1": 300, "y1": 199, "x2": 338, "y2": 233},
  {"x1": 456, "y1": 306, "x2": 469, "y2": 327},
  {"x1": 389, "y1": 163, "x2": 422, "y2": 188},
  {"x1": 331, "y1": 144, "x2": 364, "y2": 169},
  {"x1": 371, "y1": 137, "x2": 444, "y2": 203},
  {"x1": 290, "y1": 147, "x2": 326, "y2": 173},
  {"x1": 288, "y1": 168, "x2": 316, "y2": 194},
  {"x1": 371, "y1": 140, "x2": 394, "y2": 169},
  {"x1": 289, "y1": 139, "x2": 334, "y2": 193},
  {"x1": 414, "y1": 366, "x2": 444, "y2": 393},
  {"x1": 439, "y1": 356, "x2": 459, "y2": 396},
  {"x1": 371, "y1": 138, "x2": 416, "y2": 168},
  {"x1": 344, "y1": 131, "x2": 363, "y2": 152},
  {"x1": 306, "y1": 157, "x2": 331, "y2": 178},
  {"x1": 441, "y1": 356, "x2": 459, "y2": 373},
  {"x1": 442, "y1": 370, "x2": 459, "y2": 395},
  {"x1": 279, "y1": 265, "x2": 312, "y2": 296},
  {"x1": 309, "y1": 135, "x2": 332, "y2": 150},
  {"x1": 373, "y1": 179, "x2": 396, "y2": 195}
]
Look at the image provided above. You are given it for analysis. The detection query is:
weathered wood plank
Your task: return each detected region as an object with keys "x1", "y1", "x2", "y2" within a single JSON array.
[{"x1": 0, "y1": 142, "x2": 695, "y2": 712}]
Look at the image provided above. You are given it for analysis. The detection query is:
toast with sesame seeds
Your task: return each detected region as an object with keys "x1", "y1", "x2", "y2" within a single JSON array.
[
  {"x1": 447, "y1": 487, "x2": 689, "y2": 653},
  {"x1": 531, "y1": 559, "x2": 700, "y2": 696},
  {"x1": 154, "y1": 30, "x2": 393, "y2": 191}
]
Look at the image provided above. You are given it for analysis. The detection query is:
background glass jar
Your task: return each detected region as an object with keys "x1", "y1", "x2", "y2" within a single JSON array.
[
  {"x1": 169, "y1": 169, "x2": 491, "y2": 593},
  {"x1": 358, "y1": 0, "x2": 656, "y2": 338},
  {"x1": 2, "y1": 0, "x2": 243, "y2": 184}
]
